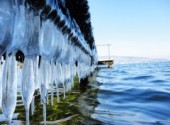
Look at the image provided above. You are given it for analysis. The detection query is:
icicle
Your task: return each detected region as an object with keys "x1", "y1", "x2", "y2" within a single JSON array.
[
  {"x1": 43, "y1": 102, "x2": 46, "y2": 125},
  {"x1": 60, "y1": 64, "x2": 66, "y2": 99},
  {"x1": 46, "y1": 92, "x2": 49, "y2": 105},
  {"x1": 49, "y1": 62, "x2": 53, "y2": 105},
  {"x1": 49, "y1": 62, "x2": 55, "y2": 104},
  {"x1": 21, "y1": 58, "x2": 35, "y2": 125},
  {"x1": 62, "y1": 65, "x2": 67, "y2": 92},
  {"x1": 46, "y1": 61, "x2": 51, "y2": 105},
  {"x1": 31, "y1": 96, "x2": 35, "y2": 116},
  {"x1": 63, "y1": 83, "x2": 66, "y2": 99},
  {"x1": 0, "y1": 59, "x2": 2, "y2": 109},
  {"x1": 34, "y1": 56, "x2": 39, "y2": 90},
  {"x1": 68, "y1": 65, "x2": 72, "y2": 91},
  {"x1": 54, "y1": 63, "x2": 60, "y2": 102},
  {"x1": 66, "y1": 65, "x2": 70, "y2": 92},
  {"x1": 56, "y1": 83, "x2": 60, "y2": 103},
  {"x1": 2, "y1": 53, "x2": 17, "y2": 124},
  {"x1": 30, "y1": 56, "x2": 39, "y2": 116},
  {"x1": 39, "y1": 58, "x2": 49, "y2": 125},
  {"x1": 51, "y1": 82, "x2": 54, "y2": 106},
  {"x1": 71, "y1": 65, "x2": 76, "y2": 88}
]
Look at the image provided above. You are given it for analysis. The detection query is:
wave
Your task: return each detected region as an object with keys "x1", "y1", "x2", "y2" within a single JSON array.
[
  {"x1": 93, "y1": 61, "x2": 170, "y2": 124},
  {"x1": 123, "y1": 75, "x2": 154, "y2": 80}
]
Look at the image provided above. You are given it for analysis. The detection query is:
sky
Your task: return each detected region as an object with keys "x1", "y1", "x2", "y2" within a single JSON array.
[{"x1": 88, "y1": 0, "x2": 170, "y2": 59}]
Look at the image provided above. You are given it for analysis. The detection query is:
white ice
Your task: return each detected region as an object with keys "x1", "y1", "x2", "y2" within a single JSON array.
[{"x1": 1, "y1": 53, "x2": 18, "y2": 124}]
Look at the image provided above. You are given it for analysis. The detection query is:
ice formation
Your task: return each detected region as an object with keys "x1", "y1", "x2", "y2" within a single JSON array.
[
  {"x1": 22, "y1": 58, "x2": 35, "y2": 125},
  {"x1": 2, "y1": 53, "x2": 18, "y2": 124},
  {"x1": 0, "y1": 57, "x2": 2, "y2": 109},
  {"x1": 0, "y1": 0, "x2": 97, "y2": 124}
]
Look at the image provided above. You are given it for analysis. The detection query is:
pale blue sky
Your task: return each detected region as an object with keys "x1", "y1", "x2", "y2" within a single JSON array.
[{"x1": 88, "y1": 0, "x2": 170, "y2": 59}]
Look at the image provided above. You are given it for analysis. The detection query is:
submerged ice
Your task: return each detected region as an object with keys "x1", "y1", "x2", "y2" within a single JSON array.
[{"x1": 0, "y1": 0, "x2": 97, "y2": 124}]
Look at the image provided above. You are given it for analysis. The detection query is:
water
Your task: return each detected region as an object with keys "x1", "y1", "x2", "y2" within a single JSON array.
[{"x1": 92, "y1": 59, "x2": 170, "y2": 125}]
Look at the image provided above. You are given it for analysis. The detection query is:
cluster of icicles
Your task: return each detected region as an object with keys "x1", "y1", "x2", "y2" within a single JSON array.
[
  {"x1": 0, "y1": 0, "x2": 98, "y2": 125},
  {"x1": 0, "y1": 54, "x2": 91, "y2": 125}
]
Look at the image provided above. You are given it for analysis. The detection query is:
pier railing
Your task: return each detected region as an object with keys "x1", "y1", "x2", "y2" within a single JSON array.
[{"x1": 97, "y1": 44, "x2": 114, "y2": 67}]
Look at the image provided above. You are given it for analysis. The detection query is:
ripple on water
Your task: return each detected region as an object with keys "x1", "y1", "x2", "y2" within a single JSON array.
[
  {"x1": 150, "y1": 79, "x2": 168, "y2": 83},
  {"x1": 93, "y1": 61, "x2": 170, "y2": 124},
  {"x1": 123, "y1": 75, "x2": 154, "y2": 81}
]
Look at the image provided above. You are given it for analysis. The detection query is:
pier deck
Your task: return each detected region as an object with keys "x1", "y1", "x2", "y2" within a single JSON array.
[{"x1": 98, "y1": 59, "x2": 114, "y2": 68}]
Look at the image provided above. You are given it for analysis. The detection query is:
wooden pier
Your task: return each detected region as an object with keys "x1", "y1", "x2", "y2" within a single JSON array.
[
  {"x1": 98, "y1": 59, "x2": 114, "y2": 68},
  {"x1": 97, "y1": 44, "x2": 114, "y2": 68}
]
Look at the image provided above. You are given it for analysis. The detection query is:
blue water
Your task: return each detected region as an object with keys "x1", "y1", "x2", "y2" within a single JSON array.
[{"x1": 92, "y1": 60, "x2": 170, "y2": 125}]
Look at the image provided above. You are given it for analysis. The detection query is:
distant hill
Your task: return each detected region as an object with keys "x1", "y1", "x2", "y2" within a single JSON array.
[{"x1": 98, "y1": 56, "x2": 169, "y2": 64}]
